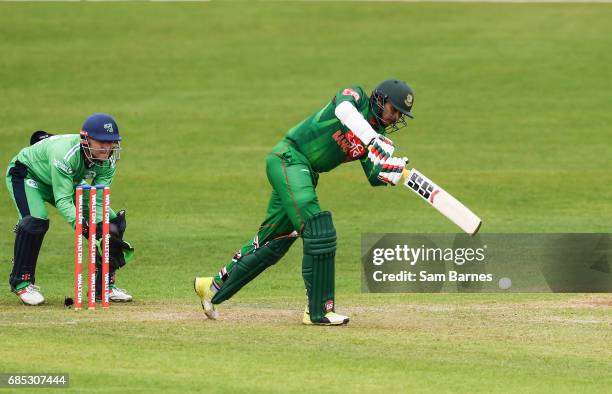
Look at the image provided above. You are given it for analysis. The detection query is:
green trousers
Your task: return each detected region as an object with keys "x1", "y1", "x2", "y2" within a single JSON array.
[
  {"x1": 6, "y1": 162, "x2": 55, "y2": 220},
  {"x1": 212, "y1": 140, "x2": 321, "y2": 290}
]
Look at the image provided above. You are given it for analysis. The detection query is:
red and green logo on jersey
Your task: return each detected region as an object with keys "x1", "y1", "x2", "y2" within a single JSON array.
[
  {"x1": 342, "y1": 88, "x2": 361, "y2": 101},
  {"x1": 332, "y1": 130, "x2": 366, "y2": 161}
]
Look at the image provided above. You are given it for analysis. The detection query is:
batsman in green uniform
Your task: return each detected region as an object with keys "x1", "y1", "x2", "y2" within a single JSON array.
[
  {"x1": 195, "y1": 80, "x2": 414, "y2": 325},
  {"x1": 5, "y1": 114, "x2": 133, "y2": 305}
]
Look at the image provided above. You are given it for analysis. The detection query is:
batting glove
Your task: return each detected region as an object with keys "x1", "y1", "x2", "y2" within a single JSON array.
[
  {"x1": 367, "y1": 135, "x2": 395, "y2": 166},
  {"x1": 377, "y1": 156, "x2": 409, "y2": 186}
]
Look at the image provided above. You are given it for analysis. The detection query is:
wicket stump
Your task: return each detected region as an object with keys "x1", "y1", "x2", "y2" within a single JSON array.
[{"x1": 74, "y1": 185, "x2": 110, "y2": 310}]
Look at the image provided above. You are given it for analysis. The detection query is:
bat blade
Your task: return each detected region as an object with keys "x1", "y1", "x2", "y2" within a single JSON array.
[{"x1": 402, "y1": 168, "x2": 482, "y2": 235}]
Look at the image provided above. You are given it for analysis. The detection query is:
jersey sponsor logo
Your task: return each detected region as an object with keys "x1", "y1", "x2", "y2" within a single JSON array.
[
  {"x1": 84, "y1": 171, "x2": 97, "y2": 180},
  {"x1": 53, "y1": 159, "x2": 73, "y2": 175},
  {"x1": 104, "y1": 123, "x2": 114, "y2": 133},
  {"x1": 25, "y1": 179, "x2": 39, "y2": 189},
  {"x1": 346, "y1": 131, "x2": 366, "y2": 158},
  {"x1": 332, "y1": 130, "x2": 366, "y2": 161},
  {"x1": 342, "y1": 88, "x2": 360, "y2": 101}
]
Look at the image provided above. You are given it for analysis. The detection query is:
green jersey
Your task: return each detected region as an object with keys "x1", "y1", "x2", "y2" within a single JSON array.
[
  {"x1": 9, "y1": 134, "x2": 116, "y2": 227},
  {"x1": 284, "y1": 86, "x2": 385, "y2": 174}
]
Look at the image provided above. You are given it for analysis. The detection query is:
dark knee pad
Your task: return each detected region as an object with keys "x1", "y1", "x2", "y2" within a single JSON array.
[
  {"x1": 10, "y1": 216, "x2": 49, "y2": 290},
  {"x1": 211, "y1": 236, "x2": 296, "y2": 304},
  {"x1": 301, "y1": 211, "x2": 336, "y2": 322}
]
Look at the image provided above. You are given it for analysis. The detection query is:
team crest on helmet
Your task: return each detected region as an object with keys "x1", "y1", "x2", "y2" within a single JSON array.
[
  {"x1": 404, "y1": 94, "x2": 414, "y2": 107},
  {"x1": 104, "y1": 123, "x2": 114, "y2": 133}
]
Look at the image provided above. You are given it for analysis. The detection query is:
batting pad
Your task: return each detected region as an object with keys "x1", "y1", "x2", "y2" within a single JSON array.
[
  {"x1": 211, "y1": 236, "x2": 296, "y2": 304},
  {"x1": 302, "y1": 211, "x2": 337, "y2": 323}
]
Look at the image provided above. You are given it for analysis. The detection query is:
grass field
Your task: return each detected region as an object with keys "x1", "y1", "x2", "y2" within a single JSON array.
[{"x1": 1, "y1": 1, "x2": 611, "y2": 393}]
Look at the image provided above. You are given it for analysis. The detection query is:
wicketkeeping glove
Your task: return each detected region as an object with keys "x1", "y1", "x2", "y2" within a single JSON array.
[
  {"x1": 377, "y1": 156, "x2": 409, "y2": 186},
  {"x1": 367, "y1": 135, "x2": 395, "y2": 165},
  {"x1": 96, "y1": 237, "x2": 134, "y2": 270},
  {"x1": 94, "y1": 210, "x2": 134, "y2": 270},
  {"x1": 81, "y1": 210, "x2": 127, "y2": 240}
]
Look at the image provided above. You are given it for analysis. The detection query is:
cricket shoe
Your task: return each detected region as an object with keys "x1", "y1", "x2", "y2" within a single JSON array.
[
  {"x1": 193, "y1": 277, "x2": 218, "y2": 320},
  {"x1": 108, "y1": 286, "x2": 133, "y2": 302},
  {"x1": 302, "y1": 308, "x2": 349, "y2": 326},
  {"x1": 15, "y1": 283, "x2": 45, "y2": 306}
]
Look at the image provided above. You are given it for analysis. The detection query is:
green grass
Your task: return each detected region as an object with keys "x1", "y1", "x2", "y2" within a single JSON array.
[
  {"x1": 1, "y1": 295, "x2": 610, "y2": 393},
  {"x1": 0, "y1": 2, "x2": 611, "y2": 393}
]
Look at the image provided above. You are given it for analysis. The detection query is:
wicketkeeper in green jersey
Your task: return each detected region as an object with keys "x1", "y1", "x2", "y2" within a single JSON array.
[
  {"x1": 5, "y1": 114, "x2": 134, "y2": 306},
  {"x1": 195, "y1": 80, "x2": 414, "y2": 325}
]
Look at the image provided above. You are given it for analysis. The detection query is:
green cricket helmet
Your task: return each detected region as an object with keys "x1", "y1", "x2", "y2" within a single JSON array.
[{"x1": 370, "y1": 79, "x2": 415, "y2": 133}]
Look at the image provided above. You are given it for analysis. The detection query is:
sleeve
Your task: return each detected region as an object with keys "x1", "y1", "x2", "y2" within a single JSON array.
[
  {"x1": 49, "y1": 153, "x2": 79, "y2": 228},
  {"x1": 333, "y1": 86, "x2": 378, "y2": 146},
  {"x1": 360, "y1": 155, "x2": 387, "y2": 187},
  {"x1": 333, "y1": 86, "x2": 367, "y2": 108},
  {"x1": 92, "y1": 163, "x2": 117, "y2": 223}
]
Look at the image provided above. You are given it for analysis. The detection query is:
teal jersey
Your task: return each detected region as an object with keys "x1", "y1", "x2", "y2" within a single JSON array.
[
  {"x1": 284, "y1": 86, "x2": 385, "y2": 174},
  {"x1": 8, "y1": 134, "x2": 116, "y2": 227}
]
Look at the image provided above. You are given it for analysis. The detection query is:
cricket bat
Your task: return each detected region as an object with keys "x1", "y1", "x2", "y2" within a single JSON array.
[{"x1": 402, "y1": 168, "x2": 482, "y2": 235}]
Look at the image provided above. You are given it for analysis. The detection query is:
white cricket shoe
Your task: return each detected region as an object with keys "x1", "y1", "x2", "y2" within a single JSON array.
[
  {"x1": 16, "y1": 284, "x2": 45, "y2": 306},
  {"x1": 193, "y1": 277, "x2": 218, "y2": 320},
  {"x1": 108, "y1": 286, "x2": 133, "y2": 302},
  {"x1": 302, "y1": 307, "x2": 349, "y2": 326}
]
